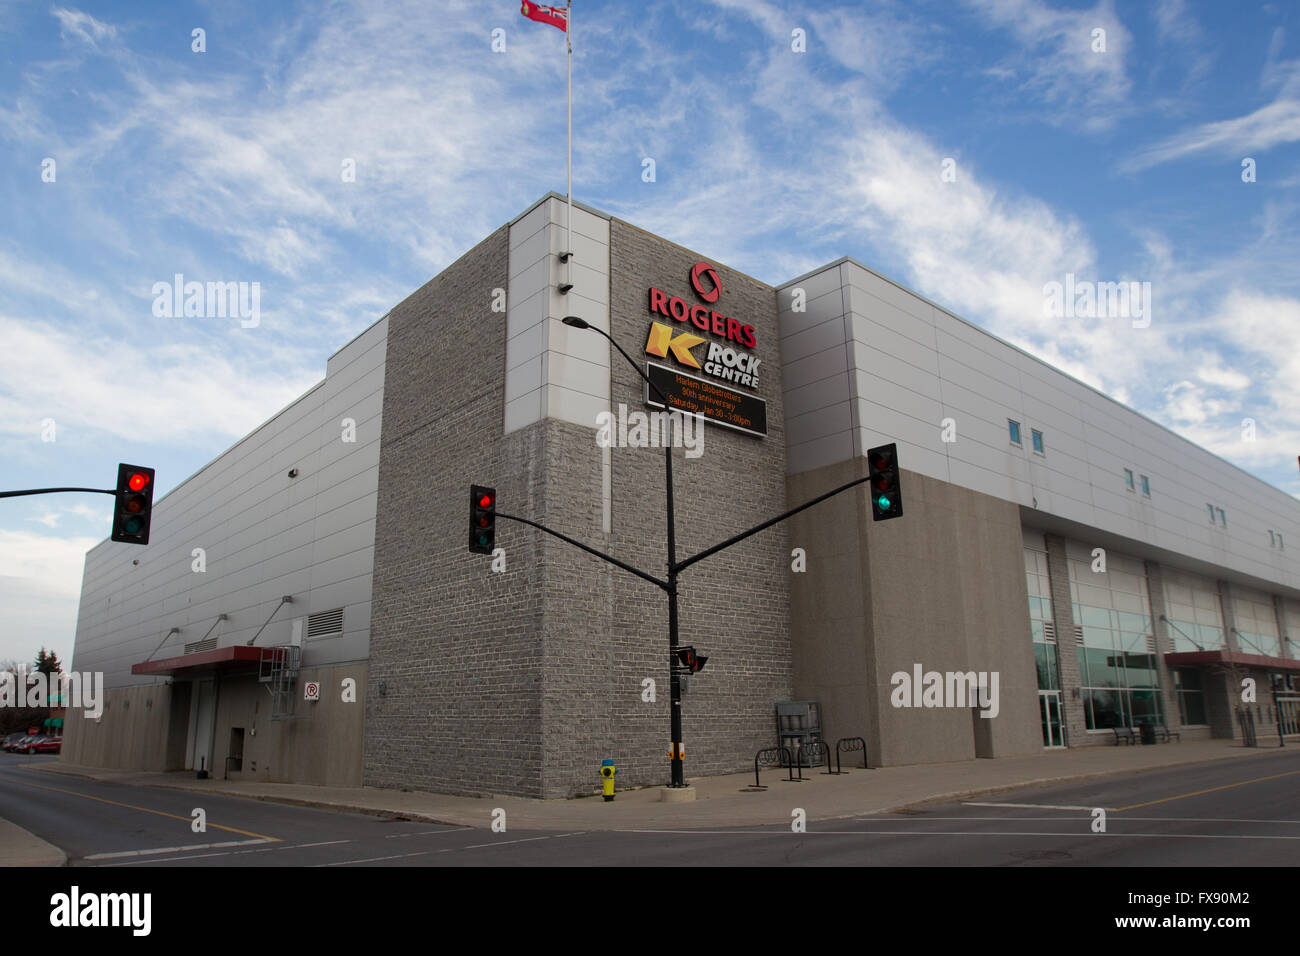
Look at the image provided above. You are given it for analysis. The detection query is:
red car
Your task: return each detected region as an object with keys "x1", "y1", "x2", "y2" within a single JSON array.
[{"x1": 22, "y1": 736, "x2": 60, "y2": 754}]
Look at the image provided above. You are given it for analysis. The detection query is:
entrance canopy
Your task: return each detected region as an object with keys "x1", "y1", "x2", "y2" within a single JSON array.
[
  {"x1": 131, "y1": 645, "x2": 285, "y2": 677},
  {"x1": 1165, "y1": 649, "x2": 1300, "y2": 672}
]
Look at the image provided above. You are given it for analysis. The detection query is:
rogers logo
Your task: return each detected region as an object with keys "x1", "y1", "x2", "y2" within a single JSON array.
[{"x1": 689, "y1": 261, "x2": 721, "y2": 303}]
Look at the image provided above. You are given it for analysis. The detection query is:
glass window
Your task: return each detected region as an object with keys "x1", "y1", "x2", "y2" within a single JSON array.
[
  {"x1": 1034, "y1": 643, "x2": 1060, "y2": 690},
  {"x1": 1207, "y1": 504, "x2": 1215, "y2": 522},
  {"x1": 1124, "y1": 469, "x2": 1135, "y2": 491},
  {"x1": 1008, "y1": 420, "x2": 1021, "y2": 445},
  {"x1": 1280, "y1": 533, "x2": 1285, "y2": 551},
  {"x1": 1217, "y1": 507, "x2": 1226, "y2": 527},
  {"x1": 1031, "y1": 429, "x2": 1044, "y2": 454},
  {"x1": 1140, "y1": 475, "x2": 1150, "y2": 496},
  {"x1": 1174, "y1": 669, "x2": 1207, "y2": 725}
]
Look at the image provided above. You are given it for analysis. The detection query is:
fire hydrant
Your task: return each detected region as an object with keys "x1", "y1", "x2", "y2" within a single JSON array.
[{"x1": 600, "y1": 759, "x2": 617, "y2": 801}]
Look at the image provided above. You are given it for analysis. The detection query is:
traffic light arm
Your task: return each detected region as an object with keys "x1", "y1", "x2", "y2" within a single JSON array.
[
  {"x1": 672, "y1": 473, "x2": 873, "y2": 576},
  {"x1": 495, "y1": 511, "x2": 669, "y2": 591},
  {"x1": 0, "y1": 487, "x2": 115, "y2": 499}
]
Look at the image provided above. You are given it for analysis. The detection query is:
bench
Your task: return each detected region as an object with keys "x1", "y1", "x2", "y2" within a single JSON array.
[
  {"x1": 1111, "y1": 726, "x2": 1136, "y2": 745},
  {"x1": 1156, "y1": 724, "x2": 1181, "y2": 743}
]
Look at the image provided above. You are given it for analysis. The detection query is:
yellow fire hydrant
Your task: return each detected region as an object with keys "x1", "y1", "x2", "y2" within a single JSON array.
[{"x1": 600, "y1": 759, "x2": 617, "y2": 801}]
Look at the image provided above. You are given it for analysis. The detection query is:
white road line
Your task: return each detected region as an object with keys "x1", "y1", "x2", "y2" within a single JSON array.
[
  {"x1": 284, "y1": 840, "x2": 352, "y2": 849},
  {"x1": 86, "y1": 839, "x2": 271, "y2": 860},
  {"x1": 318, "y1": 852, "x2": 416, "y2": 866},
  {"x1": 100, "y1": 850, "x2": 249, "y2": 866},
  {"x1": 384, "y1": 828, "x2": 468, "y2": 839},
  {"x1": 619, "y1": 828, "x2": 1300, "y2": 840},
  {"x1": 463, "y1": 835, "x2": 554, "y2": 850},
  {"x1": 317, "y1": 833, "x2": 557, "y2": 867},
  {"x1": 963, "y1": 802, "x2": 1110, "y2": 811},
  {"x1": 863, "y1": 815, "x2": 1300, "y2": 824}
]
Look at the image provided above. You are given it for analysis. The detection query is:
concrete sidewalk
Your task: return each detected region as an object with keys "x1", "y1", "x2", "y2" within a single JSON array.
[
  {"x1": 0, "y1": 817, "x2": 66, "y2": 867},
  {"x1": 32, "y1": 740, "x2": 1294, "y2": 832}
]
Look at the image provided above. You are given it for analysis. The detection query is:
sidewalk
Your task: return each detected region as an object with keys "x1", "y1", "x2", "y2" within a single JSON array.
[
  {"x1": 33, "y1": 740, "x2": 1293, "y2": 832},
  {"x1": 0, "y1": 817, "x2": 66, "y2": 867}
]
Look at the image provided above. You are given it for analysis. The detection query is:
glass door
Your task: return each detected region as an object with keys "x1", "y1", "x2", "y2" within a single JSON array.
[{"x1": 1039, "y1": 690, "x2": 1065, "y2": 748}]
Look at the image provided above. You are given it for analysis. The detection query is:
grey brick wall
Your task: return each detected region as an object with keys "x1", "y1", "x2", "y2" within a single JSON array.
[
  {"x1": 367, "y1": 217, "x2": 792, "y2": 799},
  {"x1": 366, "y1": 225, "x2": 551, "y2": 797},
  {"x1": 536, "y1": 220, "x2": 792, "y2": 797}
]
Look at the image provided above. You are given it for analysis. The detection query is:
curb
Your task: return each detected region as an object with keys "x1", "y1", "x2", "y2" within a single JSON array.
[
  {"x1": 0, "y1": 816, "x2": 67, "y2": 867},
  {"x1": 34, "y1": 745, "x2": 1291, "y2": 832}
]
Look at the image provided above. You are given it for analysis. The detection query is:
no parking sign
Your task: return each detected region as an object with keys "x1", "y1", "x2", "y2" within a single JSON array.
[{"x1": 304, "y1": 682, "x2": 320, "y2": 701}]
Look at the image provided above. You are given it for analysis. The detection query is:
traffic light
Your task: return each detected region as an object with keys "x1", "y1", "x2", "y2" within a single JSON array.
[
  {"x1": 469, "y1": 485, "x2": 496, "y2": 554},
  {"x1": 676, "y1": 645, "x2": 708, "y2": 673},
  {"x1": 866, "y1": 443, "x2": 903, "y2": 521},
  {"x1": 110, "y1": 463, "x2": 155, "y2": 545}
]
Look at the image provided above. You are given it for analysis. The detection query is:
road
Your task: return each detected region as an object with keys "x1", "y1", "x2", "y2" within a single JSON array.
[{"x1": 2, "y1": 751, "x2": 1298, "y2": 866}]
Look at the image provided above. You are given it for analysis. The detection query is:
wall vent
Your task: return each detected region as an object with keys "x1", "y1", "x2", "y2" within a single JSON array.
[
  {"x1": 307, "y1": 608, "x2": 345, "y2": 639},
  {"x1": 185, "y1": 637, "x2": 218, "y2": 654}
]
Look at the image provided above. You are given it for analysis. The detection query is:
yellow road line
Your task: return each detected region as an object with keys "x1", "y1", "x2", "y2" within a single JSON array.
[
  {"x1": 1116, "y1": 768, "x2": 1300, "y2": 812},
  {"x1": 10, "y1": 776, "x2": 280, "y2": 842}
]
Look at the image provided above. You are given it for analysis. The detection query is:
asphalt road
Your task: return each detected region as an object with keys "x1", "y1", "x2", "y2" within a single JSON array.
[{"x1": 3, "y1": 751, "x2": 1298, "y2": 866}]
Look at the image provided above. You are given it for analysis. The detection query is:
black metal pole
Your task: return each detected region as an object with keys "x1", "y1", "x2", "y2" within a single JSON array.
[
  {"x1": 665, "y1": 419, "x2": 684, "y2": 787},
  {"x1": 566, "y1": 317, "x2": 687, "y2": 788},
  {"x1": 0, "y1": 487, "x2": 114, "y2": 499}
]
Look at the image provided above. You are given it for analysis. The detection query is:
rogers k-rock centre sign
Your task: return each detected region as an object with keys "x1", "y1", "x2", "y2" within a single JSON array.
[{"x1": 644, "y1": 262, "x2": 768, "y2": 437}]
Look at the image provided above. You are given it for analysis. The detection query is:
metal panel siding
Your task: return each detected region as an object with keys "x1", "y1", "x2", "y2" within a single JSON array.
[
  {"x1": 779, "y1": 259, "x2": 1299, "y2": 596},
  {"x1": 71, "y1": 318, "x2": 387, "y2": 688}
]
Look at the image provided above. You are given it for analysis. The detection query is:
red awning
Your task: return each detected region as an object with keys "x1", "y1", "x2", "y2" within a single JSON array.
[
  {"x1": 131, "y1": 645, "x2": 287, "y2": 676},
  {"x1": 1164, "y1": 649, "x2": 1300, "y2": 672}
]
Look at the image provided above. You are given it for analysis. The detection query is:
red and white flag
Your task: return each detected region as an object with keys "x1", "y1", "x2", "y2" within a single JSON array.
[{"x1": 520, "y1": 1, "x2": 568, "y2": 32}]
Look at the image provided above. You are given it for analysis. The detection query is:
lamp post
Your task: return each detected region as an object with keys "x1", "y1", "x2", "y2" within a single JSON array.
[{"x1": 562, "y1": 315, "x2": 688, "y2": 787}]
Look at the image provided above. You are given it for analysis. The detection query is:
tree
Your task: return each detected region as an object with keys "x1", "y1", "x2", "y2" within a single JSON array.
[{"x1": 33, "y1": 647, "x2": 62, "y2": 676}]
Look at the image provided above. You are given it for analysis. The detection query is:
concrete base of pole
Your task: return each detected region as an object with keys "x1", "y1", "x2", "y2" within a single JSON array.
[{"x1": 659, "y1": 786, "x2": 696, "y2": 803}]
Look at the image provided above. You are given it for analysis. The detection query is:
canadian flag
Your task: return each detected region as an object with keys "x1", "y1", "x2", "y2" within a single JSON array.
[{"x1": 520, "y1": 1, "x2": 568, "y2": 32}]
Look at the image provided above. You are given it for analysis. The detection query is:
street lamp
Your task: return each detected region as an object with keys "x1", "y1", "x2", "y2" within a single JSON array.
[{"x1": 563, "y1": 314, "x2": 690, "y2": 788}]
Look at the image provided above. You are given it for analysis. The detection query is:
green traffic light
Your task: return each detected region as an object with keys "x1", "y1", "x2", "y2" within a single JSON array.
[{"x1": 876, "y1": 495, "x2": 891, "y2": 510}]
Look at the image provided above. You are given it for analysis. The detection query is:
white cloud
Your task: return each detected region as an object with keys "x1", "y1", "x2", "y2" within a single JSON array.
[
  {"x1": 1121, "y1": 95, "x2": 1300, "y2": 172},
  {"x1": 0, "y1": 529, "x2": 96, "y2": 599},
  {"x1": 961, "y1": 0, "x2": 1133, "y2": 129},
  {"x1": 50, "y1": 6, "x2": 116, "y2": 48},
  {"x1": 0, "y1": 315, "x2": 318, "y2": 446}
]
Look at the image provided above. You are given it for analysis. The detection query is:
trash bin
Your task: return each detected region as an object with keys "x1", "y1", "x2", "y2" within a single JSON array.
[{"x1": 1139, "y1": 723, "x2": 1156, "y2": 745}]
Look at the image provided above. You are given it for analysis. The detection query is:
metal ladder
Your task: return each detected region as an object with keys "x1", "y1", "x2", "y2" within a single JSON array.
[{"x1": 258, "y1": 644, "x2": 301, "y2": 721}]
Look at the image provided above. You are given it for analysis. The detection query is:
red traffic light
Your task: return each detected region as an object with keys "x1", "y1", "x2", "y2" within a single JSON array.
[
  {"x1": 469, "y1": 484, "x2": 497, "y2": 555},
  {"x1": 111, "y1": 463, "x2": 155, "y2": 545}
]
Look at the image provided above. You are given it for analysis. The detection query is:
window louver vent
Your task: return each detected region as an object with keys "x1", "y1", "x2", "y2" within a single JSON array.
[{"x1": 307, "y1": 608, "x2": 345, "y2": 639}]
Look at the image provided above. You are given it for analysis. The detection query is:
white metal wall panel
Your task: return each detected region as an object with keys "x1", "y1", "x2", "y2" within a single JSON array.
[
  {"x1": 71, "y1": 318, "x2": 388, "y2": 688},
  {"x1": 777, "y1": 258, "x2": 1300, "y2": 598}
]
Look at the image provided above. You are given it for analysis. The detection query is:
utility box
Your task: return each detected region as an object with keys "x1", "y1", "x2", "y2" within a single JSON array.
[{"x1": 776, "y1": 700, "x2": 822, "y2": 764}]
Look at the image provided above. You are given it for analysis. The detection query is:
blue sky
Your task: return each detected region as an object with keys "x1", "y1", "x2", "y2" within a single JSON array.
[{"x1": 1, "y1": 0, "x2": 1298, "y2": 667}]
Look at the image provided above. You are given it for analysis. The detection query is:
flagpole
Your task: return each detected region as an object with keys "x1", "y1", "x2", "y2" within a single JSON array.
[{"x1": 566, "y1": 1, "x2": 573, "y2": 289}]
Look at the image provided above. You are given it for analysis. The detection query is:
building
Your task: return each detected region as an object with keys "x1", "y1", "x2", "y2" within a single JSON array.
[{"x1": 63, "y1": 192, "x2": 1300, "y2": 797}]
